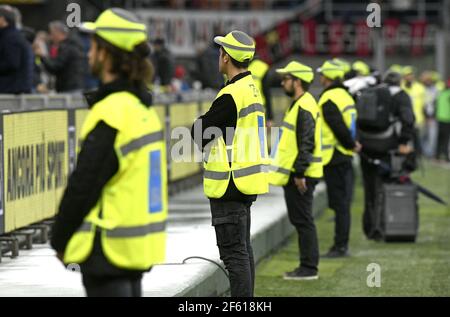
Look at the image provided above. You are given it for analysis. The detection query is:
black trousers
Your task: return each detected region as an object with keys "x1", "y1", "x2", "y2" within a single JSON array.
[
  {"x1": 283, "y1": 177, "x2": 319, "y2": 272},
  {"x1": 324, "y1": 161, "x2": 354, "y2": 249},
  {"x1": 82, "y1": 274, "x2": 142, "y2": 297},
  {"x1": 436, "y1": 122, "x2": 450, "y2": 161},
  {"x1": 210, "y1": 200, "x2": 254, "y2": 297},
  {"x1": 360, "y1": 156, "x2": 384, "y2": 239}
]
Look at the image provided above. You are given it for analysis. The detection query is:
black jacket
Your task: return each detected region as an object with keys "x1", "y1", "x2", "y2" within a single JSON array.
[
  {"x1": 51, "y1": 79, "x2": 152, "y2": 276},
  {"x1": 288, "y1": 95, "x2": 318, "y2": 179},
  {"x1": 196, "y1": 45, "x2": 224, "y2": 90},
  {"x1": 152, "y1": 47, "x2": 174, "y2": 86},
  {"x1": 191, "y1": 71, "x2": 257, "y2": 203},
  {"x1": 41, "y1": 36, "x2": 85, "y2": 92},
  {"x1": 358, "y1": 85, "x2": 416, "y2": 158},
  {"x1": 320, "y1": 83, "x2": 356, "y2": 166},
  {"x1": 0, "y1": 25, "x2": 33, "y2": 94},
  {"x1": 388, "y1": 86, "x2": 416, "y2": 145},
  {"x1": 261, "y1": 71, "x2": 273, "y2": 121}
]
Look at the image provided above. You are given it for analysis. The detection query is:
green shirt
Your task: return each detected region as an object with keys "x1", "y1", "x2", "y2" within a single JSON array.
[{"x1": 436, "y1": 89, "x2": 450, "y2": 123}]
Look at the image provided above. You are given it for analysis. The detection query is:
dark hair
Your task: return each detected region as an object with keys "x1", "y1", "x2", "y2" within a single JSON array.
[
  {"x1": 49, "y1": 20, "x2": 68, "y2": 35},
  {"x1": 383, "y1": 71, "x2": 402, "y2": 86},
  {"x1": 331, "y1": 78, "x2": 342, "y2": 85},
  {"x1": 220, "y1": 47, "x2": 250, "y2": 69},
  {"x1": 299, "y1": 79, "x2": 311, "y2": 92},
  {"x1": 93, "y1": 34, "x2": 154, "y2": 87},
  {"x1": 152, "y1": 38, "x2": 165, "y2": 46}
]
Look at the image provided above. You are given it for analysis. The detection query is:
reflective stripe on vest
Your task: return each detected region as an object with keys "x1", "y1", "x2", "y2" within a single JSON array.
[
  {"x1": 239, "y1": 103, "x2": 264, "y2": 118},
  {"x1": 78, "y1": 221, "x2": 166, "y2": 237},
  {"x1": 120, "y1": 130, "x2": 164, "y2": 156},
  {"x1": 204, "y1": 164, "x2": 269, "y2": 179}
]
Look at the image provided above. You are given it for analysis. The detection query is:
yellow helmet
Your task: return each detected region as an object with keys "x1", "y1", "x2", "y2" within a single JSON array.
[
  {"x1": 352, "y1": 60, "x2": 370, "y2": 76},
  {"x1": 214, "y1": 30, "x2": 255, "y2": 62},
  {"x1": 276, "y1": 61, "x2": 314, "y2": 83},
  {"x1": 332, "y1": 58, "x2": 351, "y2": 74},
  {"x1": 79, "y1": 8, "x2": 148, "y2": 52},
  {"x1": 429, "y1": 71, "x2": 441, "y2": 82},
  {"x1": 389, "y1": 64, "x2": 403, "y2": 74},
  {"x1": 317, "y1": 60, "x2": 345, "y2": 80},
  {"x1": 401, "y1": 65, "x2": 415, "y2": 76}
]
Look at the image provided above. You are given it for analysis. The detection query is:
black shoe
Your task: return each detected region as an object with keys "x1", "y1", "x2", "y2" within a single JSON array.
[
  {"x1": 283, "y1": 267, "x2": 319, "y2": 281},
  {"x1": 367, "y1": 231, "x2": 383, "y2": 242},
  {"x1": 322, "y1": 246, "x2": 350, "y2": 258}
]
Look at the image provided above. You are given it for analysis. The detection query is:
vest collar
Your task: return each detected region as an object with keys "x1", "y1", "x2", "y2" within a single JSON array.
[
  {"x1": 320, "y1": 81, "x2": 348, "y2": 97},
  {"x1": 289, "y1": 91, "x2": 308, "y2": 111},
  {"x1": 225, "y1": 71, "x2": 251, "y2": 86},
  {"x1": 84, "y1": 78, "x2": 153, "y2": 108}
]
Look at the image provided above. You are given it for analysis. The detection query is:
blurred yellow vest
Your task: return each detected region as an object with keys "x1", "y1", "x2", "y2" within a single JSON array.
[{"x1": 64, "y1": 92, "x2": 167, "y2": 270}]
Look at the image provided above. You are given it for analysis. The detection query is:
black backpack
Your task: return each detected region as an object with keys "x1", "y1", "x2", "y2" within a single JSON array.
[{"x1": 356, "y1": 85, "x2": 392, "y2": 132}]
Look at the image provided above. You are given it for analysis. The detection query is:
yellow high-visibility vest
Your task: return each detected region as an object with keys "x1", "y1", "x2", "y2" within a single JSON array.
[
  {"x1": 402, "y1": 81, "x2": 426, "y2": 126},
  {"x1": 269, "y1": 92, "x2": 323, "y2": 186},
  {"x1": 64, "y1": 91, "x2": 167, "y2": 270},
  {"x1": 318, "y1": 87, "x2": 357, "y2": 166},
  {"x1": 249, "y1": 59, "x2": 270, "y2": 107},
  {"x1": 203, "y1": 74, "x2": 269, "y2": 198}
]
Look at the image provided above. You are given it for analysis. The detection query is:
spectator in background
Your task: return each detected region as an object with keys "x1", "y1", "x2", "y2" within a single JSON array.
[
  {"x1": 172, "y1": 65, "x2": 190, "y2": 93},
  {"x1": 151, "y1": 38, "x2": 174, "y2": 92},
  {"x1": 20, "y1": 26, "x2": 43, "y2": 92},
  {"x1": 249, "y1": 58, "x2": 273, "y2": 126},
  {"x1": 0, "y1": 5, "x2": 33, "y2": 94},
  {"x1": 33, "y1": 31, "x2": 51, "y2": 93},
  {"x1": 33, "y1": 21, "x2": 85, "y2": 93},
  {"x1": 195, "y1": 41, "x2": 223, "y2": 89},
  {"x1": 420, "y1": 71, "x2": 441, "y2": 158},
  {"x1": 435, "y1": 79, "x2": 450, "y2": 162},
  {"x1": 401, "y1": 66, "x2": 426, "y2": 155},
  {"x1": 79, "y1": 32, "x2": 99, "y2": 90}
]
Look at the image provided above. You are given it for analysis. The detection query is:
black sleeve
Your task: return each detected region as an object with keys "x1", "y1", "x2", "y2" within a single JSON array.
[
  {"x1": 393, "y1": 91, "x2": 416, "y2": 145},
  {"x1": 50, "y1": 121, "x2": 119, "y2": 253},
  {"x1": 158, "y1": 54, "x2": 174, "y2": 86},
  {"x1": 191, "y1": 94, "x2": 237, "y2": 150},
  {"x1": 293, "y1": 108, "x2": 316, "y2": 178},
  {"x1": 322, "y1": 100, "x2": 356, "y2": 150},
  {"x1": 41, "y1": 45, "x2": 71, "y2": 74},
  {"x1": 262, "y1": 72, "x2": 273, "y2": 120},
  {"x1": 0, "y1": 38, "x2": 22, "y2": 73}
]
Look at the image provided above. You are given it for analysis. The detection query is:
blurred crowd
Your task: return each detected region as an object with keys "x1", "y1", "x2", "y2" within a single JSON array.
[
  {"x1": 107, "y1": 0, "x2": 303, "y2": 10},
  {"x1": 0, "y1": 5, "x2": 203, "y2": 96}
]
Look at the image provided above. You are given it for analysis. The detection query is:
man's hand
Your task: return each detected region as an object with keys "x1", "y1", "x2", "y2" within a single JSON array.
[
  {"x1": 266, "y1": 120, "x2": 273, "y2": 128},
  {"x1": 32, "y1": 42, "x2": 44, "y2": 57},
  {"x1": 294, "y1": 177, "x2": 307, "y2": 194},
  {"x1": 353, "y1": 141, "x2": 362, "y2": 153},
  {"x1": 398, "y1": 144, "x2": 413, "y2": 155}
]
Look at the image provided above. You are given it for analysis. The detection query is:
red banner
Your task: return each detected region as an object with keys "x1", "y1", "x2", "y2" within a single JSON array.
[
  {"x1": 276, "y1": 21, "x2": 292, "y2": 57},
  {"x1": 355, "y1": 20, "x2": 371, "y2": 56},
  {"x1": 329, "y1": 20, "x2": 344, "y2": 55},
  {"x1": 255, "y1": 35, "x2": 272, "y2": 64},
  {"x1": 302, "y1": 19, "x2": 317, "y2": 55},
  {"x1": 384, "y1": 18, "x2": 400, "y2": 55},
  {"x1": 410, "y1": 20, "x2": 427, "y2": 56}
]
